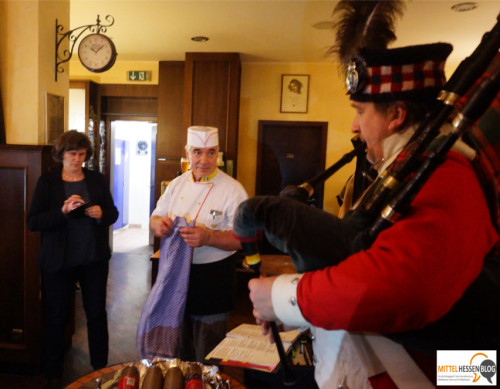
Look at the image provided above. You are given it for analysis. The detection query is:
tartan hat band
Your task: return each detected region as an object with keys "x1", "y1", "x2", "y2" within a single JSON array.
[
  {"x1": 367, "y1": 59, "x2": 446, "y2": 92},
  {"x1": 348, "y1": 42, "x2": 453, "y2": 103}
]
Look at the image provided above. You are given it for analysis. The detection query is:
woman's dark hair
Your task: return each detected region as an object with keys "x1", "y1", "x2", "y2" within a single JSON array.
[{"x1": 52, "y1": 130, "x2": 93, "y2": 163}]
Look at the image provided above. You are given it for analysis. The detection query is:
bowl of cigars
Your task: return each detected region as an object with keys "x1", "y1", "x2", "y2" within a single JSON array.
[{"x1": 90, "y1": 358, "x2": 231, "y2": 389}]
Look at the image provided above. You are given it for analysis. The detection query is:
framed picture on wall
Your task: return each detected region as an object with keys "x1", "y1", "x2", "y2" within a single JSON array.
[
  {"x1": 280, "y1": 74, "x2": 309, "y2": 113},
  {"x1": 45, "y1": 93, "x2": 65, "y2": 145}
]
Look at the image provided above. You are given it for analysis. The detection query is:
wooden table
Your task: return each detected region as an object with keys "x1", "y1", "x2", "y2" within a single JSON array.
[
  {"x1": 257, "y1": 254, "x2": 296, "y2": 276},
  {"x1": 151, "y1": 252, "x2": 296, "y2": 287}
]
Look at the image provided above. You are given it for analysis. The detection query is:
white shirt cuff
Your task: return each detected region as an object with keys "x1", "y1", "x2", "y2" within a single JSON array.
[{"x1": 271, "y1": 273, "x2": 309, "y2": 327}]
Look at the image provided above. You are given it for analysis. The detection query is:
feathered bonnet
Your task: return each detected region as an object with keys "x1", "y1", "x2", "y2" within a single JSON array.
[{"x1": 330, "y1": 0, "x2": 453, "y2": 103}]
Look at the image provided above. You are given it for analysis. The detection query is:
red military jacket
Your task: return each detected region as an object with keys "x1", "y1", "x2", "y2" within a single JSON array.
[{"x1": 297, "y1": 151, "x2": 498, "y2": 333}]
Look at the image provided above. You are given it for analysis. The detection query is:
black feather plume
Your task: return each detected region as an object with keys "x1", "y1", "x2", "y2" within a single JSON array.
[{"x1": 329, "y1": 0, "x2": 406, "y2": 68}]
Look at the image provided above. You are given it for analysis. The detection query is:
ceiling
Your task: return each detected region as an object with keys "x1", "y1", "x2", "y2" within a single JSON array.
[{"x1": 69, "y1": 1, "x2": 499, "y2": 68}]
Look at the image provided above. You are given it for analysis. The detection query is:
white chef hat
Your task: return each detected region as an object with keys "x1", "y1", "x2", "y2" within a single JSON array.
[{"x1": 187, "y1": 126, "x2": 219, "y2": 148}]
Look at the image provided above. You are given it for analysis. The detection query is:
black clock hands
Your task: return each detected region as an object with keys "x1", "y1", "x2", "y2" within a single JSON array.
[{"x1": 90, "y1": 44, "x2": 105, "y2": 54}]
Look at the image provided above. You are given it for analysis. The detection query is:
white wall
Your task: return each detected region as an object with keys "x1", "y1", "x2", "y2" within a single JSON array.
[
  {"x1": 114, "y1": 121, "x2": 154, "y2": 229},
  {"x1": 68, "y1": 88, "x2": 86, "y2": 132}
]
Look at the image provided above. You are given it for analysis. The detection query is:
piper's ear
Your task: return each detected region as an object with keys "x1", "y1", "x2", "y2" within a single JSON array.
[{"x1": 389, "y1": 102, "x2": 407, "y2": 132}]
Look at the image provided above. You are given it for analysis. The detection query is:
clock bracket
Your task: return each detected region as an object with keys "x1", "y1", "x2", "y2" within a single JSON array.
[{"x1": 55, "y1": 14, "x2": 115, "y2": 82}]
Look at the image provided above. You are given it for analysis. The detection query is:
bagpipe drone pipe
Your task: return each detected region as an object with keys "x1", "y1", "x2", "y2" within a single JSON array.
[
  {"x1": 233, "y1": 14, "x2": 500, "y2": 275},
  {"x1": 352, "y1": 15, "x2": 500, "y2": 230}
]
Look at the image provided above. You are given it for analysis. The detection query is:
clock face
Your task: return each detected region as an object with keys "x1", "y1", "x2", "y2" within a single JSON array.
[{"x1": 78, "y1": 34, "x2": 117, "y2": 73}]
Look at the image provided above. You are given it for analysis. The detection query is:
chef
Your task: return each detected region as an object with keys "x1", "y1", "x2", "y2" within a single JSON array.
[{"x1": 149, "y1": 126, "x2": 248, "y2": 362}]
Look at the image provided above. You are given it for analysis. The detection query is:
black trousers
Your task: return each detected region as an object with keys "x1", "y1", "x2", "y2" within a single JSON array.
[{"x1": 42, "y1": 260, "x2": 109, "y2": 377}]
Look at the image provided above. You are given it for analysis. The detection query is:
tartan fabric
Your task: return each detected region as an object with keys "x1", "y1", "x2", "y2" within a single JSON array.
[
  {"x1": 461, "y1": 54, "x2": 500, "y2": 240},
  {"x1": 350, "y1": 43, "x2": 453, "y2": 102},
  {"x1": 366, "y1": 59, "x2": 447, "y2": 95},
  {"x1": 136, "y1": 216, "x2": 194, "y2": 359}
]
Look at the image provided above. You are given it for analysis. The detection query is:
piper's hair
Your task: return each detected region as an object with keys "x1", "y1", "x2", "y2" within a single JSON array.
[
  {"x1": 52, "y1": 130, "x2": 93, "y2": 163},
  {"x1": 374, "y1": 99, "x2": 435, "y2": 130}
]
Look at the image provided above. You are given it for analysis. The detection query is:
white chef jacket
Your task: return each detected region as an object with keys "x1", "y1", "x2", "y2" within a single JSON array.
[{"x1": 152, "y1": 168, "x2": 248, "y2": 264}]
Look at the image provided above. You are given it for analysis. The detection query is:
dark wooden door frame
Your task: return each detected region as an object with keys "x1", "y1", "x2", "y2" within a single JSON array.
[{"x1": 256, "y1": 120, "x2": 328, "y2": 208}]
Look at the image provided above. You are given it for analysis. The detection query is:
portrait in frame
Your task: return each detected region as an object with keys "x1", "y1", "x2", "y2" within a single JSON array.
[
  {"x1": 280, "y1": 74, "x2": 310, "y2": 113},
  {"x1": 45, "y1": 93, "x2": 65, "y2": 145}
]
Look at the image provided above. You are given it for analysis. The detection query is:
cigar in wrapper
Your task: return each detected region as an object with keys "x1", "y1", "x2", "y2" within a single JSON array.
[
  {"x1": 163, "y1": 365, "x2": 184, "y2": 389},
  {"x1": 117, "y1": 365, "x2": 140, "y2": 389},
  {"x1": 184, "y1": 363, "x2": 203, "y2": 389},
  {"x1": 142, "y1": 365, "x2": 164, "y2": 389}
]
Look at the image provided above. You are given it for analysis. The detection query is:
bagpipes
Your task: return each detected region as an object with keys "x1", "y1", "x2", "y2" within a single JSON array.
[
  {"x1": 233, "y1": 14, "x2": 500, "y2": 273},
  {"x1": 278, "y1": 135, "x2": 367, "y2": 204},
  {"x1": 232, "y1": 14, "x2": 500, "y2": 381},
  {"x1": 367, "y1": 56, "x2": 500, "y2": 241},
  {"x1": 354, "y1": 12, "x2": 500, "y2": 244}
]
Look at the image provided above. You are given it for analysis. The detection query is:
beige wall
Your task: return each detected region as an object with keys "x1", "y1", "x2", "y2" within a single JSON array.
[
  {"x1": 0, "y1": 0, "x2": 69, "y2": 145},
  {"x1": 0, "y1": 0, "x2": 461, "y2": 213},
  {"x1": 0, "y1": 0, "x2": 460, "y2": 213},
  {"x1": 63, "y1": 58, "x2": 461, "y2": 215},
  {"x1": 72, "y1": 59, "x2": 357, "y2": 215},
  {"x1": 238, "y1": 62, "x2": 356, "y2": 215}
]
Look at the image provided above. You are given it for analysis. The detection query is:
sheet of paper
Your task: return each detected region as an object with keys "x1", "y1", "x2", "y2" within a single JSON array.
[
  {"x1": 205, "y1": 324, "x2": 302, "y2": 371},
  {"x1": 226, "y1": 323, "x2": 300, "y2": 344}
]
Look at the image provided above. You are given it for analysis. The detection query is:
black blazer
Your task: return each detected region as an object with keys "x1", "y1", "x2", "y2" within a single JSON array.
[{"x1": 27, "y1": 167, "x2": 119, "y2": 273}]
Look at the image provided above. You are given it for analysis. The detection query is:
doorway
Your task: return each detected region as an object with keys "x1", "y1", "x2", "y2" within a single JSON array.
[
  {"x1": 255, "y1": 120, "x2": 328, "y2": 254},
  {"x1": 256, "y1": 120, "x2": 328, "y2": 208},
  {"x1": 111, "y1": 120, "x2": 157, "y2": 253}
]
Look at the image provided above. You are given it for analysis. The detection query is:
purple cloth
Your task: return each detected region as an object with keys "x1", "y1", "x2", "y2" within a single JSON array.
[{"x1": 136, "y1": 216, "x2": 194, "y2": 359}]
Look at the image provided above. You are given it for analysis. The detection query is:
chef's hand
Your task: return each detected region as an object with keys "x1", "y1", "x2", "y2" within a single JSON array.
[
  {"x1": 150, "y1": 215, "x2": 174, "y2": 238},
  {"x1": 180, "y1": 226, "x2": 210, "y2": 247},
  {"x1": 62, "y1": 195, "x2": 84, "y2": 215},
  {"x1": 85, "y1": 205, "x2": 102, "y2": 219},
  {"x1": 249, "y1": 276, "x2": 280, "y2": 341}
]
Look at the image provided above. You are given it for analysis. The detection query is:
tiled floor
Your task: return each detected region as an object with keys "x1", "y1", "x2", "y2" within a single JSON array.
[
  {"x1": 0, "y1": 225, "x2": 254, "y2": 388},
  {"x1": 112, "y1": 225, "x2": 152, "y2": 254},
  {"x1": 0, "y1": 226, "x2": 155, "y2": 388}
]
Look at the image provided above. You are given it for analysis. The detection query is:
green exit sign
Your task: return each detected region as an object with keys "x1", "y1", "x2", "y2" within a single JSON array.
[{"x1": 127, "y1": 71, "x2": 151, "y2": 81}]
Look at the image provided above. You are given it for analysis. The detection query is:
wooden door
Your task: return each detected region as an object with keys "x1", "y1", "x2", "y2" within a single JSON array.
[
  {"x1": 256, "y1": 120, "x2": 328, "y2": 208},
  {"x1": 0, "y1": 145, "x2": 56, "y2": 367}
]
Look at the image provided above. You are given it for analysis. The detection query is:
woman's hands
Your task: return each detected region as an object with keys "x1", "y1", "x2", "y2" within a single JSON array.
[
  {"x1": 61, "y1": 195, "x2": 84, "y2": 215},
  {"x1": 62, "y1": 195, "x2": 102, "y2": 219},
  {"x1": 85, "y1": 204, "x2": 102, "y2": 219}
]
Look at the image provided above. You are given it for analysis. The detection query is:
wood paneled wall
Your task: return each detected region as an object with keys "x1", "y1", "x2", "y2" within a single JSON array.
[
  {"x1": 184, "y1": 53, "x2": 241, "y2": 175},
  {"x1": 155, "y1": 61, "x2": 185, "y2": 205},
  {"x1": 0, "y1": 145, "x2": 56, "y2": 367}
]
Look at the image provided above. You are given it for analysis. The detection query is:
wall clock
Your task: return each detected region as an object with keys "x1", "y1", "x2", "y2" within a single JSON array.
[{"x1": 78, "y1": 33, "x2": 117, "y2": 73}]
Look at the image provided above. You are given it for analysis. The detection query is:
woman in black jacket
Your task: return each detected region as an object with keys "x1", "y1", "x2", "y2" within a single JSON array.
[{"x1": 27, "y1": 130, "x2": 118, "y2": 387}]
